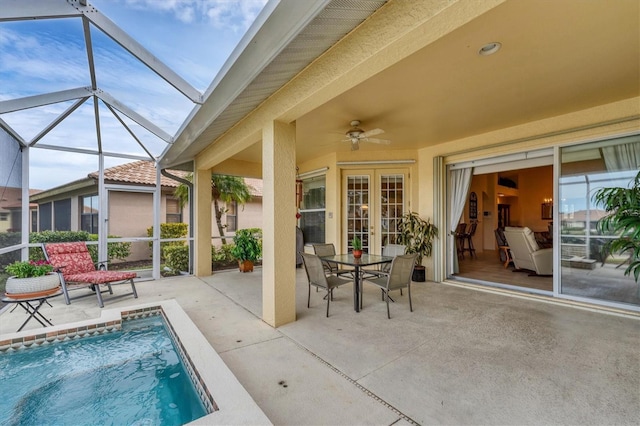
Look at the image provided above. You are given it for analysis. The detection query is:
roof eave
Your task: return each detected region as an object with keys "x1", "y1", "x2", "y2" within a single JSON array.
[{"x1": 158, "y1": 0, "x2": 333, "y2": 169}]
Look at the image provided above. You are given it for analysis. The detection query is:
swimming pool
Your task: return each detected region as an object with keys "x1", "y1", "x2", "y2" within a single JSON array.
[
  {"x1": 1, "y1": 315, "x2": 206, "y2": 425},
  {"x1": 0, "y1": 300, "x2": 271, "y2": 425}
]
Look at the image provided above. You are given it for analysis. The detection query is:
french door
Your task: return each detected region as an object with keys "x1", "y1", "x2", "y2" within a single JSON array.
[{"x1": 342, "y1": 169, "x2": 408, "y2": 254}]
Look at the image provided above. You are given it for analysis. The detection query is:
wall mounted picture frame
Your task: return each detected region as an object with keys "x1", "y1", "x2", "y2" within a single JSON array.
[{"x1": 469, "y1": 192, "x2": 478, "y2": 219}]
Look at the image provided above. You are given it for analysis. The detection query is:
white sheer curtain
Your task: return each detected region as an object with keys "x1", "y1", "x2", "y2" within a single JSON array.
[
  {"x1": 449, "y1": 167, "x2": 473, "y2": 274},
  {"x1": 602, "y1": 142, "x2": 640, "y2": 171}
]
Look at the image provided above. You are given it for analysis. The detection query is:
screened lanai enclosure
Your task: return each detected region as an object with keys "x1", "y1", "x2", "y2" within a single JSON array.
[
  {"x1": 0, "y1": 0, "x2": 212, "y2": 285},
  {"x1": 2, "y1": 0, "x2": 639, "y2": 319}
]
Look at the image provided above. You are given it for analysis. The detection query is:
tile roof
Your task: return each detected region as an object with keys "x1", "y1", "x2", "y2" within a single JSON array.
[
  {"x1": 88, "y1": 161, "x2": 263, "y2": 196},
  {"x1": 88, "y1": 161, "x2": 188, "y2": 188}
]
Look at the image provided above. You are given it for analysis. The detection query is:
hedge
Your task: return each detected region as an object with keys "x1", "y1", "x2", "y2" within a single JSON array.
[
  {"x1": 147, "y1": 223, "x2": 188, "y2": 260},
  {"x1": 27, "y1": 231, "x2": 131, "y2": 264},
  {"x1": 164, "y1": 245, "x2": 189, "y2": 273}
]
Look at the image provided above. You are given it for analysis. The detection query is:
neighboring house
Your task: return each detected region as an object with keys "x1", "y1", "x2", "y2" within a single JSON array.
[
  {"x1": 0, "y1": 187, "x2": 39, "y2": 233},
  {"x1": 560, "y1": 210, "x2": 608, "y2": 231},
  {"x1": 30, "y1": 161, "x2": 262, "y2": 260}
]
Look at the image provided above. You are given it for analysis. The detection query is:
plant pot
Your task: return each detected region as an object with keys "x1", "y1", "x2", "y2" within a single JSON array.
[
  {"x1": 238, "y1": 260, "x2": 254, "y2": 273},
  {"x1": 6, "y1": 273, "x2": 60, "y2": 298},
  {"x1": 412, "y1": 266, "x2": 426, "y2": 282},
  {"x1": 352, "y1": 250, "x2": 362, "y2": 259}
]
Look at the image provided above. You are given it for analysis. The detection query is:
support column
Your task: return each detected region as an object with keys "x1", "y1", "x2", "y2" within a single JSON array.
[
  {"x1": 262, "y1": 120, "x2": 297, "y2": 327},
  {"x1": 194, "y1": 166, "x2": 212, "y2": 276}
]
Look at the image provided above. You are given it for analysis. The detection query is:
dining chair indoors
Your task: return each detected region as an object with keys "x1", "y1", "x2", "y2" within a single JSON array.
[
  {"x1": 362, "y1": 253, "x2": 417, "y2": 319},
  {"x1": 301, "y1": 253, "x2": 352, "y2": 317}
]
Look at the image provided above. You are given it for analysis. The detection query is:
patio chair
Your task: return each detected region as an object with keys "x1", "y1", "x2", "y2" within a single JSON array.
[
  {"x1": 43, "y1": 242, "x2": 138, "y2": 308},
  {"x1": 360, "y1": 243, "x2": 408, "y2": 307},
  {"x1": 300, "y1": 253, "x2": 352, "y2": 317},
  {"x1": 311, "y1": 243, "x2": 353, "y2": 277},
  {"x1": 362, "y1": 253, "x2": 417, "y2": 319},
  {"x1": 361, "y1": 243, "x2": 406, "y2": 279},
  {"x1": 503, "y1": 227, "x2": 552, "y2": 276}
]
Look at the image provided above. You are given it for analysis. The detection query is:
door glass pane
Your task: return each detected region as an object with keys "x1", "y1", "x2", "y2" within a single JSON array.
[
  {"x1": 380, "y1": 174, "x2": 404, "y2": 246},
  {"x1": 347, "y1": 176, "x2": 369, "y2": 253},
  {"x1": 559, "y1": 136, "x2": 639, "y2": 307}
]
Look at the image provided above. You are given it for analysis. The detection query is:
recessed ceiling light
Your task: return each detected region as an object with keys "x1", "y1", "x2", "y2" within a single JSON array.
[{"x1": 479, "y1": 42, "x2": 501, "y2": 56}]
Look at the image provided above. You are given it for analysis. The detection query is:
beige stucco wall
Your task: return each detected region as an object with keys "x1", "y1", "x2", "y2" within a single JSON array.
[
  {"x1": 211, "y1": 198, "x2": 263, "y2": 247},
  {"x1": 190, "y1": 0, "x2": 639, "y2": 324},
  {"x1": 108, "y1": 191, "x2": 153, "y2": 261}
]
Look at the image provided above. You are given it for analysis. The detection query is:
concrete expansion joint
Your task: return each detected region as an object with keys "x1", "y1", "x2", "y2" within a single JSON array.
[{"x1": 287, "y1": 337, "x2": 420, "y2": 426}]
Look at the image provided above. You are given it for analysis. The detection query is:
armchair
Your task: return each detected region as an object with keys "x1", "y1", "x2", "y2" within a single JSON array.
[{"x1": 503, "y1": 227, "x2": 553, "y2": 276}]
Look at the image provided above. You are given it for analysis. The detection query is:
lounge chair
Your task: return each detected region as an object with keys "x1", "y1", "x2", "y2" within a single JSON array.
[{"x1": 43, "y1": 242, "x2": 138, "y2": 308}]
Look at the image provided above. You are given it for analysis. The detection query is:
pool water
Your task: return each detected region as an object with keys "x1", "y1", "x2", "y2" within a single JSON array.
[{"x1": 0, "y1": 316, "x2": 206, "y2": 426}]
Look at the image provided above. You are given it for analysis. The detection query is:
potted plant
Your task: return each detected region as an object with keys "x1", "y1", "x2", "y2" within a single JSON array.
[
  {"x1": 4, "y1": 260, "x2": 60, "y2": 298},
  {"x1": 592, "y1": 170, "x2": 640, "y2": 282},
  {"x1": 351, "y1": 236, "x2": 363, "y2": 258},
  {"x1": 230, "y1": 229, "x2": 262, "y2": 272},
  {"x1": 396, "y1": 211, "x2": 438, "y2": 282}
]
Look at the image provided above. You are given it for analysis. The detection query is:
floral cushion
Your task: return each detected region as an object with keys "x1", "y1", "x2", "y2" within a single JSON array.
[
  {"x1": 65, "y1": 271, "x2": 136, "y2": 284},
  {"x1": 44, "y1": 242, "x2": 137, "y2": 282}
]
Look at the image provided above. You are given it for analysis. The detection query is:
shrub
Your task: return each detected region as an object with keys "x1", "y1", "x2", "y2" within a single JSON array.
[
  {"x1": 147, "y1": 223, "x2": 188, "y2": 260},
  {"x1": 211, "y1": 244, "x2": 237, "y2": 270},
  {"x1": 164, "y1": 245, "x2": 189, "y2": 273},
  {"x1": 87, "y1": 234, "x2": 132, "y2": 263},
  {"x1": 0, "y1": 232, "x2": 21, "y2": 267},
  {"x1": 28, "y1": 231, "x2": 131, "y2": 263},
  {"x1": 29, "y1": 230, "x2": 92, "y2": 261},
  {"x1": 212, "y1": 244, "x2": 235, "y2": 263}
]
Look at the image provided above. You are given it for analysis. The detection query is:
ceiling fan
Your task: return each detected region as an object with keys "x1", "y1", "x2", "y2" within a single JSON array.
[{"x1": 342, "y1": 120, "x2": 391, "y2": 150}]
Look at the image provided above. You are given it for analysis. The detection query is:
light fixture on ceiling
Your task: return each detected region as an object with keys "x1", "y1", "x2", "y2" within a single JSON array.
[{"x1": 479, "y1": 42, "x2": 501, "y2": 56}]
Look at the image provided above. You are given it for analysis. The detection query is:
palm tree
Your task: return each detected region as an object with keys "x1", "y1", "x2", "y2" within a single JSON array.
[
  {"x1": 175, "y1": 174, "x2": 253, "y2": 244},
  {"x1": 592, "y1": 170, "x2": 640, "y2": 282}
]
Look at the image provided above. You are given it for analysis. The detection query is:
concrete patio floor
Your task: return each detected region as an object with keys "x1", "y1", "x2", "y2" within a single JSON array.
[{"x1": 1, "y1": 269, "x2": 639, "y2": 425}]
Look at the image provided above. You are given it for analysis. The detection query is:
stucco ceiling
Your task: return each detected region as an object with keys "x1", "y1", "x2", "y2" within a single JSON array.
[{"x1": 230, "y1": 0, "x2": 639, "y2": 165}]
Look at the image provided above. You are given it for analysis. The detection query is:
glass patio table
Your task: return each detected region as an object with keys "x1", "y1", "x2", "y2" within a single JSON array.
[{"x1": 319, "y1": 253, "x2": 393, "y2": 312}]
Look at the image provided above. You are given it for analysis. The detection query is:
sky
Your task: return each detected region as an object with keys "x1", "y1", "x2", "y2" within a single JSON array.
[{"x1": 0, "y1": 0, "x2": 268, "y2": 190}]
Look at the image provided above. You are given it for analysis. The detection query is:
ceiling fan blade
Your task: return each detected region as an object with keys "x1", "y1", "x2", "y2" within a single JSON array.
[
  {"x1": 363, "y1": 137, "x2": 391, "y2": 145},
  {"x1": 361, "y1": 128, "x2": 384, "y2": 138}
]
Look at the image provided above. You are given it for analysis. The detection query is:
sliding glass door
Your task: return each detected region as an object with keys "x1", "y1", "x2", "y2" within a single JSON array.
[{"x1": 559, "y1": 135, "x2": 639, "y2": 307}]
